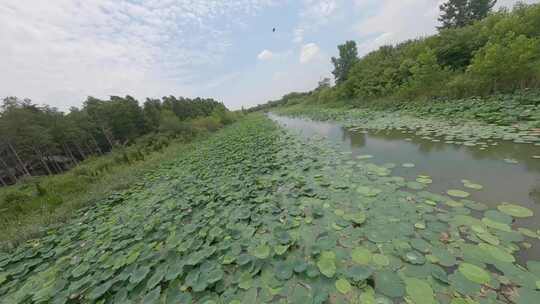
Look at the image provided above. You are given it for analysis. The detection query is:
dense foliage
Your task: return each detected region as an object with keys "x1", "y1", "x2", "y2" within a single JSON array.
[
  {"x1": 1, "y1": 115, "x2": 539, "y2": 303},
  {"x1": 252, "y1": 3, "x2": 540, "y2": 112},
  {"x1": 438, "y1": 0, "x2": 497, "y2": 30},
  {"x1": 0, "y1": 95, "x2": 234, "y2": 185}
]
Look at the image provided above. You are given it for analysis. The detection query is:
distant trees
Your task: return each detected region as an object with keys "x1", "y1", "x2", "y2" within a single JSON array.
[
  {"x1": 253, "y1": 3, "x2": 540, "y2": 109},
  {"x1": 331, "y1": 41, "x2": 359, "y2": 84},
  {"x1": 0, "y1": 95, "x2": 230, "y2": 184},
  {"x1": 438, "y1": 0, "x2": 497, "y2": 30}
]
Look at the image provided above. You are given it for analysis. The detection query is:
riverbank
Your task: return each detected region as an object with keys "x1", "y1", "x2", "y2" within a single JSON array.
[
  {"x1": 275, "y1": 91, "x2": 540, "y2": 149},
  {"x1": 1, "y1": 114, "x2": 539, "y2": 303},
  {"x1": 0, "y1": 130, "x2": 218, "y2": 250}
]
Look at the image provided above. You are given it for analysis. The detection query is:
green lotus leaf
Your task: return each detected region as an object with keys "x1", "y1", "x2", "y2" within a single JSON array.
[
  {"x1": 146, "y1": 269, "x2": 165, "y2": 290},
  {"x1": 348, "y1": 212, "x2": 366, "y2": 225},
  {"x1": 357, "y1": 154, "x2": 373, "y2": 160},
  {"x1": 403, "y1": 251, "x2": 426, "y2": 265},
  {"x1": 251, "y1": 244, "x2": 271, "y2": 259},
  {"x1": 497, "y1": 203, "x2": 533, "y2": 218},
  {"x1": 404, "y1": 277, "x2": 437, "y2": 304},
  {"x1": 335, "y1": 278, "x2": 352, "y2": 294},
  {"x1": 275, "y1": 262, "x2": 294, "y2": 280},
  {"x1": 87, "y1": 281, "x2": 113, "y2": 300},
  {"x1": 374, "y1": 270, "x2": 405, "y2": 298},
  {"x1": 346, "y1": 265, "x2": 373, "y2": 282},
  {"x1": 142, "y1": 286, "x2": 161, "y2": 304},
  {"x1": 518, "y1": 228, "x2": 539, "y2": 239},
  {"x1": 372, "y1": 254, "x2": 390, "y2": 266},
  {"x1": 416, "y1": 177, "x2": 433, "y2": 184},
  {"x1": 317, "y1": 251, "x2": 336, "y2": 278},
  {"x1": 130, "y1": 266, "x2": 151, "y2": 284},
  {"x1": 463, "y1": 182, "x2": 483, "y2": 190},
  {"x1": 357, "y1": 186, "x2": 381, "y2": 197},
  {"x1": 458, "y1": 263, "x2": 490, "y2": 284},
  {"x1": 478, "y1": 243, "x2": 515, "y2": 263},
  {"x1": 71, "y1": 263, "x2": 90, "y2": 278},
  {"x1": 351, "y1": 247, "x2": 372, "y2": 265},
  {"x1": 274, "y1": 245, "x2": 289, "y2": 255},
  {"x1": 447, "y1": 189, "x2": 470, "y2": 198},
  {"x1": 484, "y1": 210, "x2": 513, "y2": 224}
]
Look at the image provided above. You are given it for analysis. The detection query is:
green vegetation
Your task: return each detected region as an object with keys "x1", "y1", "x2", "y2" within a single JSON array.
[
  {"x1": 438, "y1": 0, "x2": 497, "y2": 30},
  {"x1": 275, "y1": 91, "x2": 540, "y2": 150},
  {"x1": 1, "y1": 114, "x2": 539, "y2": 303},
  {"x1": 251, "y1": 3, "x2": 540, "y2": 112},
  {"x1": 0, "y1": 96, "x2": 239, "y2": 248},
  {"x1": 0, "y1": 95, "x2": 235, "y2": 184}
]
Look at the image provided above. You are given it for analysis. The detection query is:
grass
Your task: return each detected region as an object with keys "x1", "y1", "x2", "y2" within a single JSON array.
[{"x1": 0, "y1": 130, "x2": 219, "y2": 250}]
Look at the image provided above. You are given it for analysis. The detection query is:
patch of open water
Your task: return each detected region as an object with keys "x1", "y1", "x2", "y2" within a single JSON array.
[{"x1": 270, "y1": 114, "x2": 540, "y2": 261}]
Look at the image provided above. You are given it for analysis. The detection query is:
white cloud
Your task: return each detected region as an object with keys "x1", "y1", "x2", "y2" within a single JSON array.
[
  {"x1": 293, "y1": 0, "x2": 339, "y2": 43},
  {"x1": 300, "y1": 43, "x2": 321, "y2": 64},
  {"x1": 0, "y1": 0, "x2": 279, "y2": 109},
  {"x1": 257, "y1": 49, "x2": 274, "y2": 61},
  {"x1": 496, "y1": 0, "x2": 539, "y2": 9},
  {"x1": 354, "y1": 0, "x2": 539, "y2": 55},
  {"x1": 354, "y1": 0, "x2": 442, "y2": 55},
  {"x1": 293, "y1": 28, "x2": 305, "y2": 43}
]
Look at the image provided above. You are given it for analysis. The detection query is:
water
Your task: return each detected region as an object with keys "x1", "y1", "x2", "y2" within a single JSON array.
[{"x1": 270, "y1": 114, "x2": 540, "y2": 261}]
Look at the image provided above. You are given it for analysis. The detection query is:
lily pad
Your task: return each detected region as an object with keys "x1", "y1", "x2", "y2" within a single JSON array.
[
  {"x1": 335, "y1": 278, "x2": 352, "y2": 294},
  {"x1": 404, "y1": 277, "x2": 436, "y2": 304},
  {"x1": 497, "y1": 203, "x2": 533, "y2": 218},
  {"x1": 374, "y1": 270, "x2": 405, "y2": 298},
  {"x1": 351, "y1": 247, "x2": 372, "y2": 265},
  {"x1": 447, "y1": 189, "x2": 470, "y2": 198},
  {"x1": 317, "y1": 251, "x2": 336, "y2": 278},
  {"x1": 458, "y1": 263, "x2": 490, "y2": 284}
]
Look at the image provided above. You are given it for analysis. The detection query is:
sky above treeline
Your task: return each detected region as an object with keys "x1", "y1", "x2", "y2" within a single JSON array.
[{"x1": 0, "y1": 0, "x2": 537, "y2": 110}]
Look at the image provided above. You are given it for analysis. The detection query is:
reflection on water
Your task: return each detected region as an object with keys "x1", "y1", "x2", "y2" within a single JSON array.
[{"x1": 270, "y1": 114, "x2": 540, "y2": 260}]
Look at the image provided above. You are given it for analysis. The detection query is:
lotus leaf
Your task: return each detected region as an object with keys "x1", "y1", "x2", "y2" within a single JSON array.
[
  {"x1": 497, "y1": 203, "x2": 533, "y2": 218},
  {"x1": 372, "y1": 254, "x2": 390, "y2": 266},
  {"x1": 335, "y1": 278, "x2": 352, "y2": 294},
  {"x1": 447, "y1": 190, "x2": 470, "y2": 198},
  {"x1": 458, "y1": 263, "x2": 490, "y2": 284},
  {"x1": 374, "y1": 270, "x2": 405, "y2": 298},
  {"x1": 352, "y1": 247, "x2": 372, "y2": 265},
  {"x1": 317, "y1": 251, "x2": 336, "y2": 278},
  {"x1": 251, "y1": 244, "x2": 271, "y2": 259},
  {"x1": 404, "y1": 277, "x2": 436, "y2": 304}
]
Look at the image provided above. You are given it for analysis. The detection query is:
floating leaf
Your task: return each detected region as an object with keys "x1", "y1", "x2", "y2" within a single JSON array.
[
  {"x1": 251, "y1": 244, "x2": 271, "y2": 259},
  {"x1": 357, "y1": 186, "x2": 381, "y2": 197},
  {"x1": 351, "y1": 247, "x2": 372, "y2": 265},
  {"x1": 458, "y1": 263, "x2": 490, "y2": 284},
  {"x1": 374, "y1": 270, "x2": 405, "y2": 298},
  {"x1": 335, "y1": 278, "x2": 352, "y2": 294},
  {"x1": 372, "y1": 254, "x2": 390, "y2": 266},
  {"x1": 404, "y1": 277, "x2": 436, "y2": 304},
  {"x1": 317, "y1": 251, "x2": 336, "y2": 278},
  {"x1": 447, "y1": 189, "x2": 470, "y2": 198},
  {"x1": 497, "y1": 203, "x2": 533, "y2": 218}
]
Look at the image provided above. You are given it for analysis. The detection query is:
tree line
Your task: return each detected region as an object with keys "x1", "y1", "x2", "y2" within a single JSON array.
[
  {"x1": 0, "y1": 95, "x2": 232, "y2": 185},
  {"x1": 250, "y1": 1, "x2": 540, "y2": 111}
]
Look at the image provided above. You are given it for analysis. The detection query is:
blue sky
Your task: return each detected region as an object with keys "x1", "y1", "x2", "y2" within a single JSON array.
[{"x1": 0, "y1": 0, "x2": 536, "y2": 110}]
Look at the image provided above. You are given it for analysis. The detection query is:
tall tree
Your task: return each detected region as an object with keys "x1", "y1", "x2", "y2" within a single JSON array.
[
  {"x1": 331, "y1": 41, "x2": 359, "y2": 84},
  {"x1": 438, "y1": 0, "x2": 497, "y2": 30}
]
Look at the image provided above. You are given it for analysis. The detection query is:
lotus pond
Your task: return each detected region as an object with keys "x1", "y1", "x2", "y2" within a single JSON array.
[{"x1": 1, "y1": 114, "x2": 540, "y2": 304}]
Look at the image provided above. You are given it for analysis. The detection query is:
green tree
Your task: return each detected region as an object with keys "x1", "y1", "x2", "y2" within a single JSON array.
[
  {"x1": 331, "y1": 41, "x2": 359, "y2": 84},
  {"x1": 468, "y1": 33, "x2": 540, "y2": 91},
  {"x1": 438, "y1": 0, "x2": 497, "y2": 30}
]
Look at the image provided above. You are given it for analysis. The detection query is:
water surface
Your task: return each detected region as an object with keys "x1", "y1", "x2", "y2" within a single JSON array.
[{"x1": 270, "y1": 114, "x2": 540, "y2": 261}]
